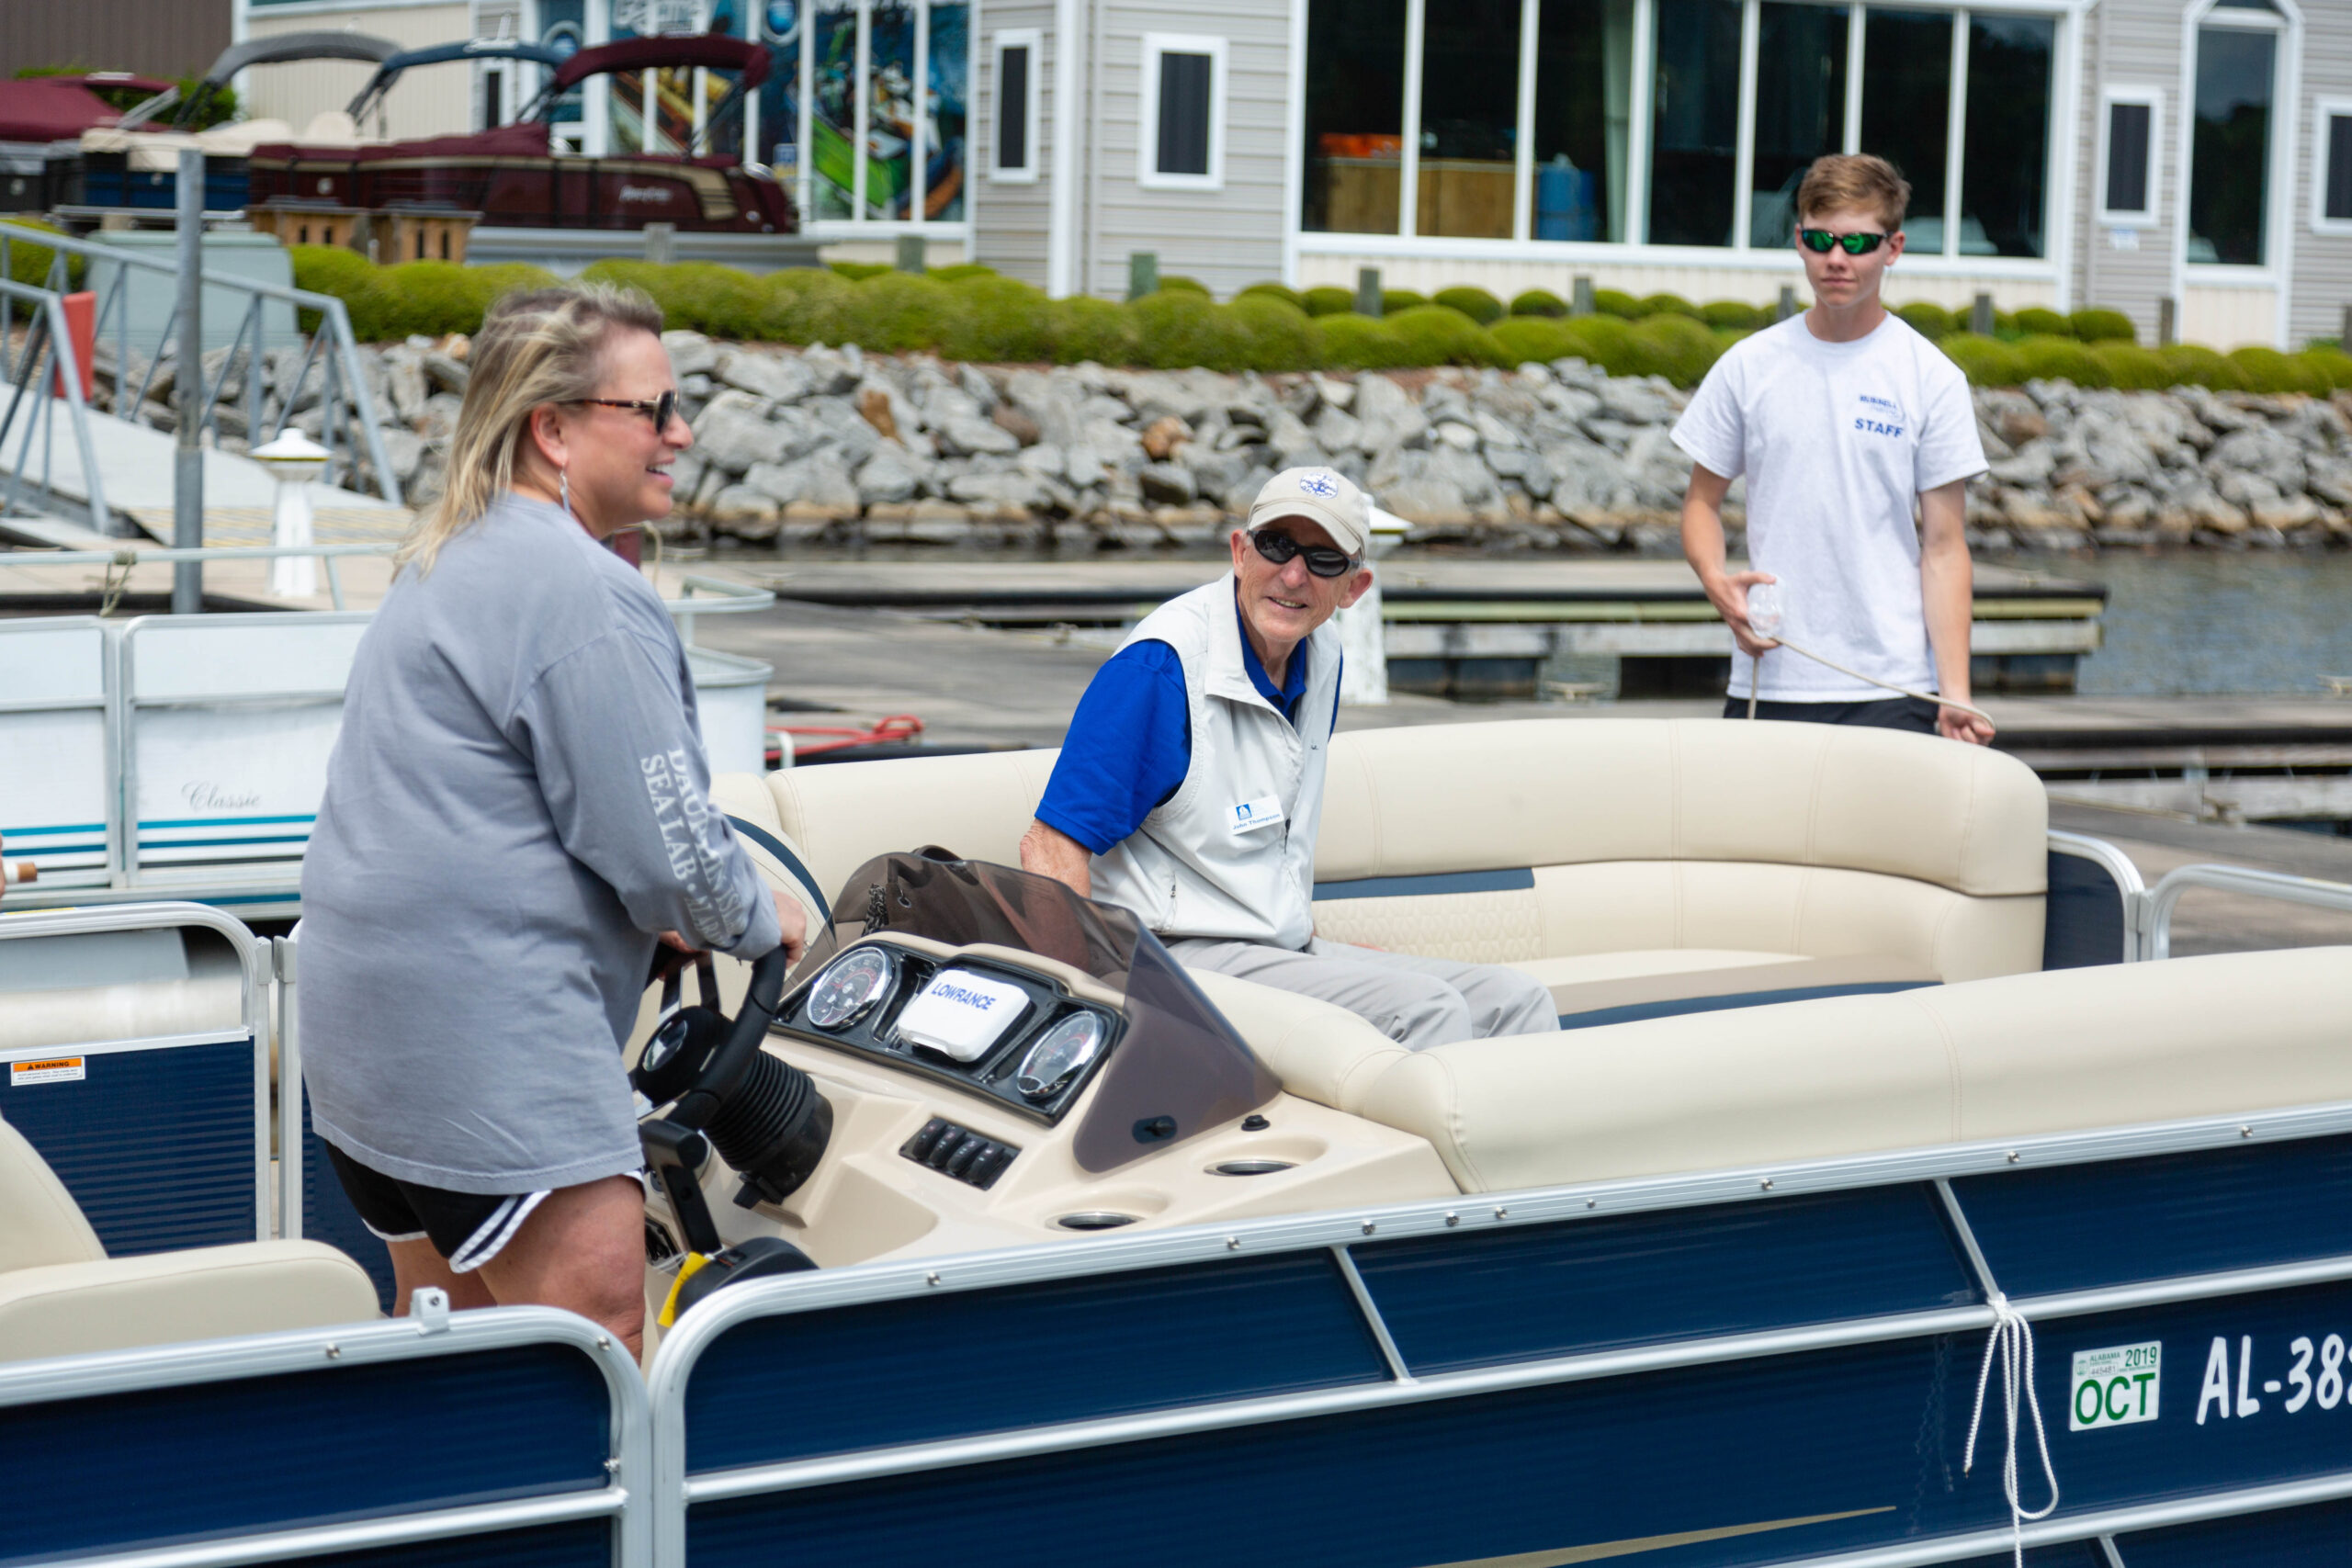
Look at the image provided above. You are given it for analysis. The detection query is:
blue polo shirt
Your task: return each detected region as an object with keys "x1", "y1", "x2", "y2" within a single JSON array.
[{"x1": 1036, "y1": 601, "x2": 1340, "y2": 856}]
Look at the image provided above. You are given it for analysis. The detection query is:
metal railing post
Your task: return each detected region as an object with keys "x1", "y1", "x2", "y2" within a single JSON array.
[{"x1": 173, "y1": 150, "x2": 206, "y2": 614}]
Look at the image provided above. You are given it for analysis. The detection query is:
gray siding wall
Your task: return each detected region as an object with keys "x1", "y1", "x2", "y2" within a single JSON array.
[
  {"x1": 2072, "y1": 0, "x2": 2180, "y2": 344},
  {"x1": 1078, "y1": 0, "x2": 1288, "y2": 299},
  {"x1": 2289, "y1": 3, "x2": 2352, "y2": 347},
  {"x1": 0, "y1": 0, "x2": 227, "y2": 82},
  {"x1": 972, "y1": 0, "x2": 1057, "y2": 288}
]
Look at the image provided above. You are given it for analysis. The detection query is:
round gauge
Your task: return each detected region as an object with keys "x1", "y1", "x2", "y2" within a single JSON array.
[
  {"x1": 1015, "y1": 1011, "x2": 1106, "y2": 1101},
  {"x1": 806, "y1": 946, "x2": 895, "y2": 1030}
]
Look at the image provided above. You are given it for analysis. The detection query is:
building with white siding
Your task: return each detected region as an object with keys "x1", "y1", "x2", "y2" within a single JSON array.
[{"x1": 234, "y1": 0, "x2": 2352, "y2": 347}]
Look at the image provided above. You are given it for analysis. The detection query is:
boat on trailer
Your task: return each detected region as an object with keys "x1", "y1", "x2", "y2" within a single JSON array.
[{"x1": 6, "y1": 716, "x2": 2352, "y2": 1568}]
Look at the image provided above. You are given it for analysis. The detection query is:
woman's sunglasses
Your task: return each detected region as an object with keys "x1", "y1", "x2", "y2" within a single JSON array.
[
  {"x1": 573, "y1": 390, "x2": 681, "y2": 431},
  {"x1": 1798, "y1": 229, "x2": 1891, "y2": 255},
  {"x1": 1250, "y1": 528, "x2": 1358, "y2": 579}
]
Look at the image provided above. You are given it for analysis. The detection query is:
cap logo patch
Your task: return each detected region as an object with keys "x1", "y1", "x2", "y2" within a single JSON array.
[{"x1": 1299, "y1": 473, "x2": 1338, "y2": 498}]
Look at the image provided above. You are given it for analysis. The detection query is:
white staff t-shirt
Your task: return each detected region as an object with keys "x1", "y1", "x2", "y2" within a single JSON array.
[{"x1": 1670, "y1": 312, "x2": 1986, "y2": 701}]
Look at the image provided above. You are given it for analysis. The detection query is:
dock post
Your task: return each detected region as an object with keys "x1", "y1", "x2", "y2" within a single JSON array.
[
  {"x1": 1357, "y1": 265, "x2": 1383, "y2": 317},
  {"x1": 895, "y1": 232, "x2": 926, "y2": 274},
  {"x1": 643, "y1": 221, "x2": 676, "y2": 264},
  {"x1": 1776, "y1": 284, "x2": 1797, "y2": 321},
  {"x1": 1573, "y1": 276, "x2": 1595, "y2": 317},
  {"x1": 1127, "y1": 251, "x2": 1159, "y2": 300},
  {"x1": 2338, "y1": 302, "x2": 2348, "y2": 353},
  {"x1": 1970, "y1": 292, "x2": 1994, "y2": 336},
  {"x1": 2158, "y1": 296, "x2": 2177, "y2": 347},
  {"x1": 172, "y1": 150, "x2": 204, "y2": 615}
]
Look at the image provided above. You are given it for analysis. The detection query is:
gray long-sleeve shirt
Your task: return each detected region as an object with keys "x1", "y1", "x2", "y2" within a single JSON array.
[{"x1": 299, "y1": 493, "x2": 781, "y2": 1192}]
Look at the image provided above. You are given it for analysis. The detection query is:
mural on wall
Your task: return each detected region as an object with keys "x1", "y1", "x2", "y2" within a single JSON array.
[
  {"x1": 806, "y1": 0, "x2": 966, "y2": 225},
  {"x1": 759, "y1": 0, "x2": 803, "y2": 177},
  {"x1": 811, "y1": 0, "x2": 856, "y2": 219},
  {"x1": 540, "y1": 0, "x2": 588, "y2": 147},
  {"x1": 927, "y1": 2, "x2": 967, "y2": 221}
]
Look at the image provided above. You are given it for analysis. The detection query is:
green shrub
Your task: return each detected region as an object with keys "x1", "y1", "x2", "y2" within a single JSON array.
[
  {"x1": 1, "y1": 218, "x2": 85, "y2": 291},
  {"x1": 1302, "y1": 286, "x2": 1357, "y2": 317},
  {"x1": 828, "y1": 261, "x2": 890, "y2": 280},
  {"x1": 2071, "y1": 308, "x2": 2136, "y2": 344},
  {"x1": 1049, "y1": 295, "x2": 1142, "y2": 367},
  {"x1": 1380, "y1": 288, "x2": 1429, "y2": 316},
  {"x1": 1992, "y1": 310, "x2": 2019, "y2": 338},
  {"x1": 1939, "y1": 333, "x2": 2027, "y2": 388},
  {"x1": 1314, "y1": 312, "x2": 1402, "y2": 368},
  {"x1": 1615, "y1": 313, "x2": 1721, "y2": 386},
  {"x1": 2158, "y1": 344, "x2": 2248, "y2": 390},
  {"x1": 581, "y1": 260, "x2": 766, "y2": 338},
  {"x1": 2301, "y1": 348, "x2": 2352, "y2": 391},
  {"x1": 1157, "y1": 275, "x2": 1212, "y2": 297},
  {"x1": 935, "y1": 274, "x2": 1058, "y2": 362},
  {"x1": 288, "y1": 244, "x2": 378, "y2": 335},
  {"x1": 1488, "y1": 315, "x2": 1583, "y2": 365},
  {"x1": 1127, "y1": 291, "x2": 1318, "y2": 372},
  {"x1": 1384, "y1": 305, "x2": 1508, "y2": 367},
  {"x1": 762, "y1": 267, "x2": 855, "y2": 342},
  {"x1": 1430, "y1": 285, "x2": 1505, "y2": 325},
  {"x1": 2012, "y1": 306, "x2": 2071, "y2": 339},
  {"x1": 829, "y1": 271, "x2": 960, "y2": 354},
  {"x1": 2091, "y1": 343, "x2": 2175, "y2": 391},
  {"x1": 1635, "y1": 292, "x2": 1702, "y2": 321},
  {"x1": 1510, "y1": 288, "x2": 1568, "y2": 318},
  {"x1": 1591, "y1": 288, "x2": 1642, "y2": 319},
  {"x1": 1893, "y1": 301, "x2": 1953, "y2": 339},
  {"x1": 2229, "y1": 346, "x2": 2332, "y2": 396},
  {"x1": 2013, "y1": 333, "x2": 2111, "y2": 388},
  {"x1": 926, "y1": 263, "x2": 997, "y2": 283},
  {"x1": 1237, "y1": 281, "x2": 1308, "y2": 312},
  {"x1": 1554, "y1": 313, "x2": 1638, "y2": 373},
  {"x1": 1701, "y1": 299, "x2": 1765, "y2": 330}
]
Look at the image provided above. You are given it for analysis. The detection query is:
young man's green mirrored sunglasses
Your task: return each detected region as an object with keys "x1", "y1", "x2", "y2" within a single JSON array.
[{"x1": 1797, "y1": 228, "x2": 1892, "y2": 255}]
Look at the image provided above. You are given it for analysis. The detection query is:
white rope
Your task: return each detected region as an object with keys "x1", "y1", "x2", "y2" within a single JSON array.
[
  {"x1": 1963, "y1": 1295, "x2": 2061, "y2": 1568},
  {"x1": 1765, "y1": 637, "x2": 1997, "y2": 724}
]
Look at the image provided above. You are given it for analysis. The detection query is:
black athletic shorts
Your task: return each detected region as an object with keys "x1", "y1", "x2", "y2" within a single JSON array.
[
  {"x1": 1721, "y1": 694, "x2": 1938, "y2": 734},
  {"x1": 323, "y1": 1141, "x2": 551, "y2": 1273}
]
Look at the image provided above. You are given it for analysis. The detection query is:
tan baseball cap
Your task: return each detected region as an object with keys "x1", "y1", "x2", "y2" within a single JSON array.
[{"x1": 1247, "y1": 467, "x2": 1370, "y2": 558}]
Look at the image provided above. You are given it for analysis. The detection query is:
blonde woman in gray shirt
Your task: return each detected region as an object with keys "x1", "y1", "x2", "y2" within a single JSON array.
[{"x1": 300, "y1": 286, "x2": 805, "y2": 1355}]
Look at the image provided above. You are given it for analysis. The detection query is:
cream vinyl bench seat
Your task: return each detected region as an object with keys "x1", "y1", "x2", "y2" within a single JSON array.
[{"x1": 716, "y1": 716, "x2": 2054, "y2": 1037}]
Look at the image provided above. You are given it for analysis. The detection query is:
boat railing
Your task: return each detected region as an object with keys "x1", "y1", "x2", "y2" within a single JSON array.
[
  {"x1": 2140, "y1": 863, "x2": 2352, "y2": 962},
  {"x1": 0, "y1": 277, "x2": 109, "y2": 529},
  {"x1": 0, "y1": 219, "x2": 402, "y2": 513}
]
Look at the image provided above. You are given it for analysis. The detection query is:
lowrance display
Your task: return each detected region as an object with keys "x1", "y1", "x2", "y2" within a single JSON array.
[{"x1": 895, "y1": 969, "x2": 1030, "y2": 1061}]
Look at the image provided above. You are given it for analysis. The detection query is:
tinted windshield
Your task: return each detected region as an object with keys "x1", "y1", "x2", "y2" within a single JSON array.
[{"x1": 800, "y1": 852, "x2": 1279, "y2": 1170}]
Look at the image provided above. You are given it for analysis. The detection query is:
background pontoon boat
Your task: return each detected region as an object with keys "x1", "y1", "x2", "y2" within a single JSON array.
[
  {"x1": 6, "y1": 717, "x2": 2352, "y2": 1565},
  {"x1": 244, "y1": 35, "x2": 796, "y2": 235}
]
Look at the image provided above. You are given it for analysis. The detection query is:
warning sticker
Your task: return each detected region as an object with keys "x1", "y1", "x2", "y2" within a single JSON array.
[
  {"x1": 2071, "y1": 1340, "x2": 2162, "y2": 1431},
  {"x1": 10, "y1": 1057, "x2": 86, "y2": 1087}
]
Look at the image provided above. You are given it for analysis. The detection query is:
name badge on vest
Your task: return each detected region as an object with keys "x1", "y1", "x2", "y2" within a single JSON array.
[{"x1": 1230, "y1": 795, "x2": 1285, "y2": 835}]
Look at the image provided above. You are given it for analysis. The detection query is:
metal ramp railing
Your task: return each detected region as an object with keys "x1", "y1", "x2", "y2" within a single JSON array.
[{"x1": 0, "y1": 220, "x2": 402, "y2": 529}]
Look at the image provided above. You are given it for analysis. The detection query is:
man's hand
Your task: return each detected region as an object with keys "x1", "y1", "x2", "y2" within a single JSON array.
[
  {"x1": 658, "y1": 888, "x2": 809, "y2": 966},
  {"x1": 1937, "y1": 705, "x2": 1996, "y2": 746},
  {"x1": 1704, "y1": 569, "x2": 1781, "y2": 658},
  {"x1": 1019, "y1": 818, "x2": 1092, "y2": 899}
]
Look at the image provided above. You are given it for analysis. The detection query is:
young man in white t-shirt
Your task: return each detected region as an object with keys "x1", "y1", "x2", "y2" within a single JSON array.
[{"x1": 1672, "y1": 153, "x2": 1994, "y2": 744}]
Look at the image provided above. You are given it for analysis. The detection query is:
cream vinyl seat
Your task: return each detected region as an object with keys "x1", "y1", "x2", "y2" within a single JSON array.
[
  {"x1": 717, "y1": 716, "x2": 2049, "y2": 1038},
  {"x1": 0, "y1": 1119, "x2": 379, "y2": 1363}
]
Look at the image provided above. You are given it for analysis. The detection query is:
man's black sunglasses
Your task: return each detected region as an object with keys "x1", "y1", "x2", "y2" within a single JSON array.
[
  {"x1": 1249, "y1": 528, "x2": 1358, "y2": 579},
  {"x1": 572, "y1": 390, "x2": 681, "y2": 431},
  {"x1": 1798, "y1": 229, "x2": 1890, "y2": 255}
]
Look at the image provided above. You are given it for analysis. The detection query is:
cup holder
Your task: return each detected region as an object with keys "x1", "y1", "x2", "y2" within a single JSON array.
[
  {"x1": 1209, "y1": 1159, "x2": 1296, "y2": 1177},
  {"x1": 1054, "y1": 1211, "x2": 1139, "y2": 1231}
]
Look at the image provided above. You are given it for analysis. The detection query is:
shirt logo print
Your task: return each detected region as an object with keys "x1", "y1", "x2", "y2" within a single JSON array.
[{"x1": 1855, "y1": 393, "x2": 1905, "y2": 438}]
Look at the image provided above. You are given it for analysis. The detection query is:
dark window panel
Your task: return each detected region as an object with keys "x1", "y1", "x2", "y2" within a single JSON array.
[
  {"x1": 999, "y1": 45, "x2": 1030, "y2": 171},
  {"x1": 1419, "y1": 0, "x2": 1523, "y2": 238},
  {"x1": 1860, "y1": 8, "x2": 1951, "y2": 251},
  {"x1": 1960, "y1": 13, "x2": 2052, "y2": 256},
  {"x1": 1302, "y1": 0, "x2": 1407, "y2": 232},
  {"x1": 1158, "y1": 51, "x2": 1214, "y2": 177},
  {"x1": 1532, "y1": 0, "x2": 1635, "y2": 243},
  {"x1": 1750, "y1": 2, "x2": 1848, "y2": 248},
  {"x1": 2188, "y1": 25, "x2": 2275, "y2": 265},
  {"x1": 2106, "y1": 100, "x2": 2152, "y2": 214},
  {"x1": 1647, "y1": 0, "x2": 1741, "y2": 248},
  {"x1": 2324, "y1": 112, "x2": 2352, "y2": 222}
]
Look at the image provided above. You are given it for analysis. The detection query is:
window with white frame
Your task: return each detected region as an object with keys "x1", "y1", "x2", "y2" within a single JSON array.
[
  {"x1": 991, "y1": 29, "x2": 1040, "y2": 182},
  {"x1": 2184, "y1": 0, "x2": 2289, "y2": 267},
  {"x1": 1297, "y1": 0, "x2": 2059, "y2": 258},
  {"x1": 2097, "y1": 86, "x2": 2161, "y2": 224},
  {"x1": 796, "y1": 0, "x2": 972, "y2": 228},
  {"x1": 1139, "y1": 33, "x2": 1226, "y2": 189},
  {"x1": 2308, "y1": 96, "x2": 2350, "y2": 235}
]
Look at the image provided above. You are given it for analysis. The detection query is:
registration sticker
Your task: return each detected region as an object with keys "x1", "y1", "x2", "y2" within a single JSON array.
[
  {"x1": 2071, "y1": 1340, "x2": 2162, "y2": 1430},
  {"x1": 10, "y1": 1056, "x2": 85, "y2": 1087}
]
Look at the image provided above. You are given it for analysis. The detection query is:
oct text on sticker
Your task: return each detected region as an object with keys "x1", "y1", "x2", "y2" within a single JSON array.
[{"x1": 2072, "y1": 1340, "x2": 2162, "y2": 1430}]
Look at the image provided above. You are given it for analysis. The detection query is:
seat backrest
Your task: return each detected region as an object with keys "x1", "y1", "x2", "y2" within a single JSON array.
[
  {"x1": 729, "y1": 718, "x2": 2049, "y2": 979},
  {"x1": 0, "y1": 1118, "x2": 105, "y2": 1273}
]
